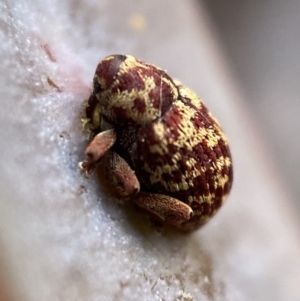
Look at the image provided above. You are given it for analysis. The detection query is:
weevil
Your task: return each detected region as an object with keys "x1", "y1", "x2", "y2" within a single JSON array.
[{"x1": 79, "y1": 55, "x2": 233, "y2": 230}]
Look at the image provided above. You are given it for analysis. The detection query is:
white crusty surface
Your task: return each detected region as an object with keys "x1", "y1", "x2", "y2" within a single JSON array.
[{"x1": 1, "y1": 1, "x2": 300, "y2": 301}]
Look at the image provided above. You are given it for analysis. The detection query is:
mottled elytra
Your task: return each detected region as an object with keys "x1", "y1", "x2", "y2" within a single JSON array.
[{"x1": 79, "y1": 54, "x2": 233, "y2": 231}]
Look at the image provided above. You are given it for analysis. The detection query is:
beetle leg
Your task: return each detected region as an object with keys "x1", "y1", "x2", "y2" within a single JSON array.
[
  {"x1": 133, "y1": 192, "x2": 193, "y2": 225},
  {"x1": 79, "y1": 129, "x2": 116, "y2": 176},
  {"x1": 104, "y1": 151, "x2": 140, "y2": 198}
]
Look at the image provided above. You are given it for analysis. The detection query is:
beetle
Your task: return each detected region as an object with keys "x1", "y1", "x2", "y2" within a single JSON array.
[{"x1": 79, "y1": 54, "x2": 233, "y2": 230}]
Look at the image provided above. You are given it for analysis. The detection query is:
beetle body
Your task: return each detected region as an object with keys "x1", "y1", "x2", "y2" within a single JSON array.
[{"x1": 80, "y1": 55, "x2": 233, "y2": 230}]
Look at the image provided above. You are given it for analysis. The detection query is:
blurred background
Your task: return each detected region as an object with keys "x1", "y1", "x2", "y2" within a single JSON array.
[{"x1": 203, "y1": 0, "x2": 300, "y2": 207}]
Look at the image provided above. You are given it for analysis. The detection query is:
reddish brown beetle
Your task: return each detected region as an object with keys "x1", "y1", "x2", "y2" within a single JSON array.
[{"x1": 79, "y1": 55, "x2": 233, "y2": 230}]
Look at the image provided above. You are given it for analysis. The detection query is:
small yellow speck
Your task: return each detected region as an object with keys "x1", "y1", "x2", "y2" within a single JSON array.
[
  {"x1": 81, "y1": 118, "x2": 90, "y2": 128},
  {"x1": 127, "y1": 13, "x2": 147, "y2": 32}
]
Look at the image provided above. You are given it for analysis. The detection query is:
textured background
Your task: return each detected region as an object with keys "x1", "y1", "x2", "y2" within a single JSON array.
[{"x1": 1, "y1": 1, "x2": 300, "y2": 301}]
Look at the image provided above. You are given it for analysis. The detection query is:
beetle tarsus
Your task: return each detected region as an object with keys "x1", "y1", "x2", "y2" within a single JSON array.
[{"x1": 78, "y1": 161, "x2": 97, "y2": 177}]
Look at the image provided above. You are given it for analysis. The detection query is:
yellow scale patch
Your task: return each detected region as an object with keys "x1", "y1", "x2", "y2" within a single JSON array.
[
  {"x1": 177, "y1": 83, "x2": 229, "y2": 145},
  {"x1": 144, "y1": 119, "x2": 209, "y2": 194},
  {"x1": 210, "y1": 156, "x2": 232, "y2": 190},
  {"x1": 110, "y1": 77, "x2": 158, "y2": 124},
  {"x1": 104, "y1": 56, "x2": 179, "y2": 125},
  {"x1": 119, "y1": 55, "x2": 150, "y2": 73},
  {"x1": 144, "y1": 158, "x2": 204, "y2": 193},
  {"x1": 150, "y1": 100, "x2": 222, "y2": 153},
  {"x1": 143, "y1": 97, "x2": 231, "y2": 203},
  {"x1": 176, "y1": 83, "x2": 202, "y2": 108}
]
